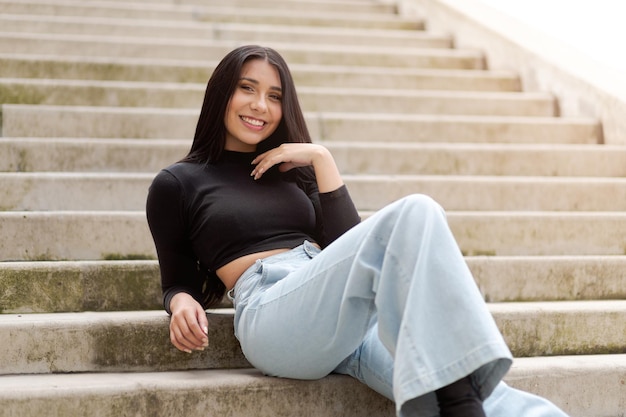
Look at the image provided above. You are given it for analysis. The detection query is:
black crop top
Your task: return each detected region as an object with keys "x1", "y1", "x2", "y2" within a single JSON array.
[{"x1": 146, "y1": 151, "x2": 360, "y2": 312}]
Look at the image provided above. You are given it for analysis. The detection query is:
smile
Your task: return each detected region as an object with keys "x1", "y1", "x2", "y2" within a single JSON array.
[{"x1": 240, "y1": 116, "x2": 266, "y2": 127}]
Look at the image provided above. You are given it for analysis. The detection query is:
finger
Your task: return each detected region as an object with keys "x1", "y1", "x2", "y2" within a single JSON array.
[
  {"x1": 197, "y1": 310, "x2": 210, "y2": 347},
  {"x1": 170, "y1": 321, "x2": 195, "y2": 353},
  {"x1": 170, "y1": 312, "x2": 206, "y2": 352},
  {"x1": 189, "y1": 308, "x2": 209, "y2": 348},
  {"x1": 251, "y1": 154, "x2": 279, "y2": 180}
]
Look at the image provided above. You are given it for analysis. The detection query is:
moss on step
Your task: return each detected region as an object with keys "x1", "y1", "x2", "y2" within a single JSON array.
[
  {"x1": 81, "y1": 262, "x2": 162, "y2": 311},
  {"x1": 0, "y1": 266, "x2": 83, "y2": 313},
  {"x1": 461, "y1": 249, "x2": 497, "y2": 256},
  {"x1": 0, "y1": 262, "x2": 162, "y2": 313},
  {"x1": 16, "y1": 149, "x2": 30, "y2": 172},
  {"x1": 102, "y1": 253, "x2": 155, "y2": 261},
  {"x1": 0, "y1": 84, "x2": 47, "y2": 105},
  {"x1": 89, "y1": 312, "x2": 248, "y2": 371}
]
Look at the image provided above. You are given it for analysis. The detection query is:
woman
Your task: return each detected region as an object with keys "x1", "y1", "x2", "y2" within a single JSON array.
[{"x1": 146, "y1": 45, "x2": 569, "y2": 417}]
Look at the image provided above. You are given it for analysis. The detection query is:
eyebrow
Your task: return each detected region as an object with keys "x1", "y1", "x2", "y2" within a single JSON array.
[{"x1": 240, "y1": 77, "x2": 282, "y2": 92}]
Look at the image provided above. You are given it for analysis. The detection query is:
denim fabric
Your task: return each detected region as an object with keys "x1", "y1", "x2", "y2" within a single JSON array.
[{"x1": 231, "y1": 194, "x2": 569, "y2": 417}]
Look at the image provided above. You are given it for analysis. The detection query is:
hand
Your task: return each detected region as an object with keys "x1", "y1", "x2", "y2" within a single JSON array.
[
  {"x1": 168, "y1": 292, "x2": 209, "y2": 353},
  {"x1": 250, "y1": 143, "x2": 324, "y2": 180},
  {"x1": 251, "y1": 143, "x2": 344, "y2": 192}
]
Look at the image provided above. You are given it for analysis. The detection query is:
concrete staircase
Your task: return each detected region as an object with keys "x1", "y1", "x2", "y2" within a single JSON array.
[{"x1": 0, "y1": 0, "x2": 625, "y2": 416}]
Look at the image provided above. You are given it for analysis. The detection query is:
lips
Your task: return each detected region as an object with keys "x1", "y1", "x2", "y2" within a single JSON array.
[{"x1": 240, "y1": 115, "x2": 266, "y2": 128}]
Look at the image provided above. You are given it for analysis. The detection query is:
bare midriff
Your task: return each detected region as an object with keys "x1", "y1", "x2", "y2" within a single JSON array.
[
  {"x1": 217, "y1": 243, "x2": 321, "y2": 290},
  {"x1": 216, "y1": 248, "x2": 291, "y2": 290}
]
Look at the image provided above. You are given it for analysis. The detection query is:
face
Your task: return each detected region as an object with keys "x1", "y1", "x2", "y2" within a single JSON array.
[{"x1": 224, "y1": 59, "x2": 283, "y2": 152}]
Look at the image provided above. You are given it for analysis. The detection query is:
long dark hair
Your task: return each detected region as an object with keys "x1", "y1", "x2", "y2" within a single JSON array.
[
  {"x1": 184, "y1": 45, "x2": 313, "y2": 308},
  {"x1": 183, "y1": 45, "x2": 312, "y2": 164}
]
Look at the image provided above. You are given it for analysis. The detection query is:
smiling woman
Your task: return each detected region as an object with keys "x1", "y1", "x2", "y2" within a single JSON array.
[
  {"x1": 146, "y1": 45, "x2": 572, "y2": 417},
  {"x1": 224, "y1": 59, "x2": 283, "y2": 152}
]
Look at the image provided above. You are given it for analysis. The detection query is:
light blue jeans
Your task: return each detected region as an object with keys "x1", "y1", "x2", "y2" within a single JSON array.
[{"x1": 231, "y1": 195, "x2": 570, "y2": 417}]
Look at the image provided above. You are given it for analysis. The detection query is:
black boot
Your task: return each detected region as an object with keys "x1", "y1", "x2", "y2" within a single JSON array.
[{"x1": 435, "y1": 376, "x2": 486, "y2": 417}]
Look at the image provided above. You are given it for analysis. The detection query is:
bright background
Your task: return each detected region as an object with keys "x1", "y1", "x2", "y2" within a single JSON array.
[{"x1": 475, "y1": 0, "x2": 626, "y2": 72}]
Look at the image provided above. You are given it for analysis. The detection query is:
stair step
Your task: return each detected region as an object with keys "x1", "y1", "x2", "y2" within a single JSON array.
[
  {"x1": 54, "y1": 0, "x2": 399, "y2": 15},
  {"x1": 0, "y1": 104, "x2": 600, "y2": 143},
  {"x1": 348, "y1": 175, "x2": 626, "y2": 211},
  {"x1": 0, "y1": 0, "x2": 420, "y2": 29},
  {"x1": 0, "y1": 53, "x2": 521, "y2": 91},
  {"x1": 0, "y1": 309, "x2": 248, "y2": 374},
  {"x1": 0, "y1": 260, "x2": 163, "y2": 313},
  {"x1": 0, "y1": 355, "x2": 624, "y2": 417},
  {"x1": 0, "y1": 368, "x2": 396, "y2": 417},
  {"x1": 0, "y1": 78, "x2": 555, "y2": 116},
  {"x1": 470, "y1": 256, "x2": 626, "y2": 303},
  {"x1": 1, "y1": 211, "x2": 625, "y2": 261},
  {"x1": 332, "y1": 142, "x2": 626, "y2": 176},
  {"x1": 1, "y1": 257, "x2": 625, "y2": 314},
  {"x1": 73, "y1": 0, "x2": 399, "y2": 15},
  {"x1": 0, "y1": 32, "x2": 482, "y2": 69},
  {"x1": 0, "y1": 14, "x2": 443, "y2": 48},
  {"x1": 1, "y1": 302, "x2": 625, "y2": 374},
  {"x1": 3, "y1": 138, "x2": 625, "y2": 177},
  {"x1": 2, "y1": 172, "x2": 625, "y2": 211}
]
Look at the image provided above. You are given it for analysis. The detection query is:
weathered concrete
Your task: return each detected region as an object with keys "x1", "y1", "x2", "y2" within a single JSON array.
[
  {"x1": 1, "y1": 211, "x2": 626, "y2": 261},
  {"x1": 0, "y1": 78, "x2": 556, "y2": 116},
  {"x1": 0, "y1": 356, "x2": 622, "y2": 417},
  {"x1": 0, "y1": 310, "x2": 249, "y2": 374},
  {"x1": 0, "y1": 14, "x2": 439, "y2": 47},
  {"x1": 3, "y1": 138, "x2": 626, "y2": 177},
  {"x1": 468, "y1": 256, "x2": 626, "y2": 302},
  {"x1": 0, "y1": 369, "x2": 395, "y2": 417},
  {"x1": 0, "y1": 1, "x2": 419, "y2": 29},
  {"x1": 0, "y1": 32, "x2": 482, "y2": 68},
  {"x1": 3, "y1": 256, "x2": 625, "y2": 314},
  {"x1": 2, "y1": 172, "x2": 626, "y2": 211},
  {"x1": 0, "y1": 260, "x2": 163, "y2": 313},
  {"x1": 0, "y1": 53, "x2": 521, "y2": 91},
  {"x1": 1, "y1": 302, "x2": 625, "y2": 374},
  {"x1": 77, "y1": 0, "x2": 399, "y2": 15},
  {"x1": 1, "y1": 104, "x2": 601, "y2": 143}
]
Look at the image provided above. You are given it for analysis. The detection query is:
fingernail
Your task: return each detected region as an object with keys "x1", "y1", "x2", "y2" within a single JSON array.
[
  {"x1": 202, "y1": 326, "x2": 208, "y2": 335},
  {"x1": 184, "y1": 349, "x2": 192, "y2": 354}
]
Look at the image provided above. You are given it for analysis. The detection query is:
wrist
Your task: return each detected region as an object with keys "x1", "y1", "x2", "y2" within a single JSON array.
[{"x1": 169, "y1": 292, "x2": 196, "y2": 313}]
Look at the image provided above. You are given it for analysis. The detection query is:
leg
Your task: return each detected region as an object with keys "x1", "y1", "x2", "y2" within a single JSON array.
[
  {"x1": 234, "y1": 195, "x2": 512, "y2": 414},
  {"x1": 336, "y1": 328, "x2": 570, "y2": 417}
]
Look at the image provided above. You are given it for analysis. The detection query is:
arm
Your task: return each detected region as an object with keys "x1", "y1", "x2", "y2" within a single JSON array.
[
  {"x1": 252, "y1": 143, "x2": 360, "y2": 245},
  {"x1": 251, "y1": 143, "x2": 342, "y2": 192},
  {"x1": 146, "y1": 170, "x2": 209, "y2": 353}
]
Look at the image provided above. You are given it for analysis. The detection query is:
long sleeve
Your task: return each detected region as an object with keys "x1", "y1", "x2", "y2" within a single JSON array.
[
  {"x1": 295, "y1": 167, "x2": 361, "y2": 247},
  {"x1": 317, "y1": 185, "x2": 361, "y2": 245},
  {"x1": 146, "y1": 169, "x2": 204, "y2": 314}
]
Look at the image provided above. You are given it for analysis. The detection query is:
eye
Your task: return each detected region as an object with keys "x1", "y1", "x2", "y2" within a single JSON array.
[
  {"x1": 239, "y1": 83, "x2": 254, "y2": 92},
  {"x1": 269, "y1": 93, "x2": 282, "y2": 102}
]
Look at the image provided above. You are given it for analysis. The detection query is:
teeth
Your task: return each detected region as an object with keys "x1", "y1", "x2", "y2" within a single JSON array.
[{"x1": 241, "y1": 116, "x2": 264, "y2": 127}]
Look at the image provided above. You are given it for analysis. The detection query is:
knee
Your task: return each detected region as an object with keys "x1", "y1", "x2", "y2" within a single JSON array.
[{"x1": 400, "y1": 194, "x2": 445, "y2": 216}]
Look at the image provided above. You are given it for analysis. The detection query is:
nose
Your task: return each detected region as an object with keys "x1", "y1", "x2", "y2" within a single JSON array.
[{"x1": 251, "y1": 95, "x2": 268, "y2": 113}]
